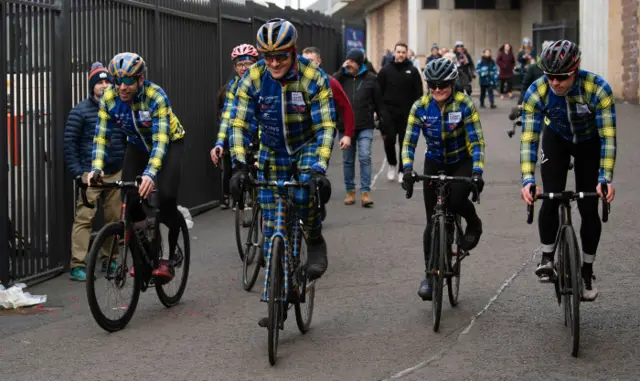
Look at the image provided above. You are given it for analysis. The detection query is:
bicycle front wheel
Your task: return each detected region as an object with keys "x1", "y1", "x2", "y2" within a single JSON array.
[
  {"x1": 447, "y1": 215, "x2": 463, "y2": 307},
  {"x1": 431, "y1": 215, "x2": 446, "y2": 332},
  {"x1": 235, "y1": 188, "x2": 255, "y2": 261},
  {"x1": 268, "y1": 237, "x2": 285, "y2": 366},
  {"x1": 562, "y1": 226, "x2": 581, "y2": 357},
  {"x1": 86, "y1": 222, "x2": 140, "y2": 333}
]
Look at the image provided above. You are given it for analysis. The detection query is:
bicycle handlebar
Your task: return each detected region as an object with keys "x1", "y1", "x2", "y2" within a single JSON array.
[
  {"x1": 404, "y1": 172, "x2": 480, "y2": 203},
  {"x1": 75, "y1": 169, "x2": 141, "y2": 209},
  {"x1": 526, "y1": 184, "x2": 609, "y2": 224}
]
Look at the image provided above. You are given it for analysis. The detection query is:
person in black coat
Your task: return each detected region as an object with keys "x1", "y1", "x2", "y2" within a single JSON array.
[
  {"x1": 334, "y1": 48, "x2": 391, "y2": 207},
  {"x1": 377, "y1": 42, "x2": 424, "y2": 183},
  {"x1": 63, "y1": 62, "x2": 127, "y2": 281}
]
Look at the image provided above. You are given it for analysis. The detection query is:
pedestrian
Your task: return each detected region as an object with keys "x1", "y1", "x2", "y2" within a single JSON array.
[
  {"x1": 496, "y1": 43, "x2": 516, "y2": 99},
  {"x1": 64, "y1": 62, "x2": 126, "y2": 281},
  {"x1": 377, "y1": 42, "x2": 424, "y2": 183},
  {"x1": 334, "y1": 48, "x2": 391, "y2": 207},
  {"x1": 476, "y1": 49, "x2": 498, "y2": 108}
]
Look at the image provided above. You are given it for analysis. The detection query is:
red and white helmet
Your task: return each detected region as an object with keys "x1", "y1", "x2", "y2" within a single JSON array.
[{"x1": 231, "y1": 44, "x2": 259, "y2": 61}]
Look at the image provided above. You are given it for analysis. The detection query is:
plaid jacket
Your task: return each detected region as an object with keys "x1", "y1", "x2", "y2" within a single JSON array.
[
  {"x1": 402, "y1": 91, "x2": 485, "y2": 173},
  {"x1": 91, "y1": 80, "x2": 185, "y2": 180},
  {"x1": 228, "y1": 55, "x2": 336, "y2": 173},
  {"x1": 520, "y1": 69, "x2": 617, "y2": 185}
]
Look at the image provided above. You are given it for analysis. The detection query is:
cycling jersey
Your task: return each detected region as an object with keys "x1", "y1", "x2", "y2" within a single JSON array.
[
  {"x1": 401, "y1": 91, "x2": 485, "y2": 173},
  {"x1": 215, "y1": 74, "x2": 258, "y2": 148},
  {"x1": 228, "y1": 55, "x2": 336, "y2": 173},
  {"x1": 92, "y1": 80, "x2": 185, "y2": 180},
  {"x1": 520, "y1": 69, "x2": 617, "y2": 185}
]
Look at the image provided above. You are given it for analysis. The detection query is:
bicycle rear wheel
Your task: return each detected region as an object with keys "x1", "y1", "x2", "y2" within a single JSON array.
[
  {"x1": 562, "y1": 226, "x2": 581, "y2": 357},
  {"x1": 268, "y1": 237, "x2": 285, "y2": 366},
  {"x1": 235, "y1": 188, "x2": 255, "y2": 261},
  {"x1": 156, "y1": 213, "x2": 191, "y2": 308},
  {"x1": 295, "y1": 226, "x2": 315, "y2": 334},
  {"x1": 431, "y1": 215, "x2": 446, "y2": 332},
  {"x1": 447, "y1": 215, "x2": 462, "y2": 307},
  {"x1": 86, "y1": 222, "x2": 141, "y2": 332},
  {"x1": 243, "y1": 205, "x2": 264, "y2": 291}
]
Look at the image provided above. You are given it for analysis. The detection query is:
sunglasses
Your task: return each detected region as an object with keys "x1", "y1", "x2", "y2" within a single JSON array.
[
  {"x1": 428, "y1": 81, "x2": 453, "y2": 90},
  {"x1": 114, "y1": 76, "x2": 139, "y2": 86},
  {"x1": 235, "y1": 61, "x2": 254, "y2": 69},
  {"x1": 264, "y1": 53, "x2": 291, "y2": 64},
  {"x1": 545, "y1": 71, "x2": 574, "y2": 82}
]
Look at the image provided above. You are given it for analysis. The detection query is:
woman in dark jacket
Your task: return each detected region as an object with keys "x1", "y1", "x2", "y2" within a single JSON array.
[{"x1": 496, "y1": 43, "x2": 516, "y2": 99}]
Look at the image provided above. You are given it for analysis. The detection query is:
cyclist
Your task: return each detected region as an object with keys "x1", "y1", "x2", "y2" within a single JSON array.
[
  {"x1": 89, "y1": 52, "x2": 186, "y2": 283},
  {"x1": 228, "y1": 18, "x2": 335, "y2": 297},
  {"x1": 401, "y1": 58, "x2": 485, "y2": 301},
  {"x1": 520, "y1": 40, "x2": 616, "y2": 301},
  {"x1": 211, "y1": 44, "x2": 260, "y2": 209}
]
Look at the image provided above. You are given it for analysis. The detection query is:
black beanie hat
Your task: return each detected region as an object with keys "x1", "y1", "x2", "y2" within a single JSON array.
[
  {"x1": 88, "y1": 62, "x2": 112, "y2": 94},
  {"x1": 345, "y1": 48, "x2": 364, "y2": 67}
]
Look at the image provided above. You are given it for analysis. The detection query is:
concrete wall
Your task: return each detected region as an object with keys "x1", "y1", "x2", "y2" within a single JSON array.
[
  {"x1": 416, "y1": 9, "x2": 522, "y2": 60},
  {"x1": 521, "y1": 0, "x2": 543, "y2": 44}
]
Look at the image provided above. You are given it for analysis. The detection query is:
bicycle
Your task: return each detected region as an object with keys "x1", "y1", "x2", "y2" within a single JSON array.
[
  {"x1": 405, "y1": 171, "x2": 480, "y2": 332},
  {"x1": 236, "y1": 140, "x2": 264, "y2": 291},
  {"x1": 526, "y1": 184, "x2": 609, "y2": 357},
  {"x1": 247, "y1": 160, "x2": 320, "y2": 366},
  {"x1": 76, "y1": 170, "x2": 190, "y2": 333}
]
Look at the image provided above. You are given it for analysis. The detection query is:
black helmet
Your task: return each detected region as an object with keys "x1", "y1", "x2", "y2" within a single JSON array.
[
  {"x1": 424, "y1": 58, "x2": 458, "y2": 83},
  {"x1": 539, "y1": 40, "x2": 581, "y2": 74}
]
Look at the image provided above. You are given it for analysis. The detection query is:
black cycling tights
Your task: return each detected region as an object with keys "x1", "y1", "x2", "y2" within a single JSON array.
[
  {"x1": 121, "y1": 140, "x2": 184, "y2": 257},
  {"x1": 538, "y1": 128, "x2": 601, "y2": 256},
  {"x1": 422, "y1": 158, "x2": 477, "y2": 266}
]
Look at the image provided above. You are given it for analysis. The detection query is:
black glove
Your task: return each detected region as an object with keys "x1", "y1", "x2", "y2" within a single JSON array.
[
  {"x1": 402, "y1": 167, "x2": 415, "y2": 198},
  {"x1": 309, "y1": 170, "x2": 331, "y2": 205},
  {"x1": 230, "y1": 162, "x2": 249, "y2": 203},
  {"x1": 472, "y1": 171, "x2": 484, "y2": 194}
]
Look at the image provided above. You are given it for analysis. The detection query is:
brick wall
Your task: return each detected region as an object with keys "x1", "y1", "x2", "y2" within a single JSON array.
[{"x1": 621, "y1": 0, "x2": 639, "y2": 103}]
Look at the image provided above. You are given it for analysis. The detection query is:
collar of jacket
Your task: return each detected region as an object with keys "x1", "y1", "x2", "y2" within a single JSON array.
[
  {"x1": 342, "y1": 64, "x2": 368, "y2": 77},
  {"x1": 391, "y1": 59, "x2": 412, "y2": 69},
  {"x1": 132, "y1": 79, "x2": 150, "y2": 103}
]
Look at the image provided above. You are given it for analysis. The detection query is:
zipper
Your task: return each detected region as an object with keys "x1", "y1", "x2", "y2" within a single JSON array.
[
  {"x1": 131, "y1": 109, "x2": 151, "y2": 152},
  {"x1": 441, "y1": 106, "x2": 447, "y2": 162},
  {"x1": 565, "y1": 95, "x2": 577, "y2": 144},
  {"x1": 280, "y1": 83, "x2": 292, "y2": 155}
]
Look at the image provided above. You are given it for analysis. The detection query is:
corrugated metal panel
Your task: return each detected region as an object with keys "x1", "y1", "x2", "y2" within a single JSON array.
[{"x1": 579, "y1": 0, "x2": 608, "y2": 77}]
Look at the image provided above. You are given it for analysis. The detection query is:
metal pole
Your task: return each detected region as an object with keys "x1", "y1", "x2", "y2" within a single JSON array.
[{"x1": 0, "y1": 0, "x2": 10, "y2": 286}]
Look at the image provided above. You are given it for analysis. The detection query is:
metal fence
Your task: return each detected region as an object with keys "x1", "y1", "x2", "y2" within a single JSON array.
[{"x1": 1, "y1": 0, "x2": 361, "y2": 286}]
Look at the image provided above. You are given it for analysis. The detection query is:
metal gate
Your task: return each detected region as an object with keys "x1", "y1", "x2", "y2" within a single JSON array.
[{"x1": 532, "y1": 19, "x2": 580, "y2": 56}]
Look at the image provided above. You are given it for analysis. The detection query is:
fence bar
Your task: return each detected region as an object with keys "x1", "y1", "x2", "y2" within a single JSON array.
[{"x1": 0, "y1": 0, "x2": 9, "y2": 286}]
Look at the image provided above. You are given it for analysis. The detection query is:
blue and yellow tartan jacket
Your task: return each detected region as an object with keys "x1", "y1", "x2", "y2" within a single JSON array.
[
  {"x1": 228, "y1": 54, "x2": 336, "y2": 173},
  {"x1": 91, "y1": 80, "x2": 185, "y2": 180},
  {"x1": 215, "y1": 74, "x2": 258, "y2": 147},
  {"x1": 402, "y1": 91, "x2": 485, "y2": 173},
  {"x1": 520, "y1": 69, "x2": 617, "y2": 185}
]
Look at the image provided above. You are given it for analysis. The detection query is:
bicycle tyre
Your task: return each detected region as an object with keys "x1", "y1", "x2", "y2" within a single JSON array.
[
  {"x1": 235, "y1": 189, "x2": 253, "y2": 261},
  {"x1": 295, "y1": 226, "x2": 315, "y2": 334},
  {"x1": 156, "y1": 212, "x2": 191, "y2": 308},
  {"x1": 431, "y1": 215, "x2": 446, "y2": 332},
  {"x1": 447, "y1": 215, "x2": 462, "y2": 307},
  {"x1": 563, "y1": 226, "x2": 581, "y2": 357},
  {"x1": 243, "y1": 205, "x2": 264, "y2": 291},
  {"x1": 268, "y1": 237, "x2": 284, "y2": 366},
  {"x1": 86, "y1": 222, "x2": 141, "y2": 333}
]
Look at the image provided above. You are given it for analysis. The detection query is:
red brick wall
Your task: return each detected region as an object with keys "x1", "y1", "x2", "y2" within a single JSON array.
[{"x1": 621, "y1": 0, "x2": 639, "y2": 103}]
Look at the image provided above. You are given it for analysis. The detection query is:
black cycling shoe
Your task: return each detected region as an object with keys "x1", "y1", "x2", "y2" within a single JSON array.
[
  {"x1": 258, "y1": 307, "x2": 288, "y2": 328},
  {"x1": 535, "y1": 256, "x2": 555, "y2": 283},
  {"x1": 418, "y1": 279, "x2": 432, "y2": 301},
  {"x1": 460, "y1": 216, "x2": 482, "y2": 251},
  {"x1": 306, "y1": 237, "x2": 328, "y2": 280}
]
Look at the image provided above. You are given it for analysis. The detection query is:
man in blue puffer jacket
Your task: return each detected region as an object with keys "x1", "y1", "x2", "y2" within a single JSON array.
[{"x1": 63, "y1": 62, "x2": 126, "y2": 281}]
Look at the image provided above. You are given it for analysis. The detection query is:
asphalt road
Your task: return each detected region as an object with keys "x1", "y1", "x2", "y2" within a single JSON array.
[{"x1": 2, "y1": 98, "x2": 639, "y2": 381}]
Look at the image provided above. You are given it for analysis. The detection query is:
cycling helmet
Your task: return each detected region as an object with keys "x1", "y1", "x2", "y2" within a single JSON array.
[
  {"x1": 108, "y1": 52, "x2": 146, "y2": 77},
  {"x1": 231, "y1": 44, "x2": 259, "y2": 61},
  {"x1": 256, "y1": 18, "x2": 298, "y2": 53},
  {"x1": 424, "y1": 57, "x2": 459, "y2": 83},
  {"x1": 539, "y1": 40, "x2": 581, "y2": 74}
]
